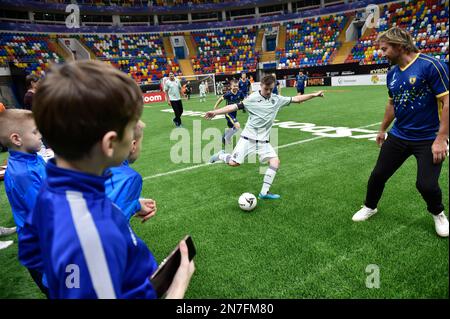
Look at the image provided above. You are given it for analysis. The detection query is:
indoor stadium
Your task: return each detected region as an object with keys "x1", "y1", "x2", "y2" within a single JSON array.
[{"x1": 0, "y1": 0, "x2": 448, "y2": 303}]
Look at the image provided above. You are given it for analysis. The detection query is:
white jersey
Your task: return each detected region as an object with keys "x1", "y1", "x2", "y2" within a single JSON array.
[
  {"x1": 164, "y1": 78, "x2": 181, "y2": 101},
  {"x1": 199, "y1": 83, "x2": 206, "y2": 94},
  {"x1": 240, "y1": 92, "x2": 292, "y2": 141}
]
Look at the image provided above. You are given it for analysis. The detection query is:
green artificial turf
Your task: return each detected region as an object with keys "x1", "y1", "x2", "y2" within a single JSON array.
[{"x1": 0, "y1": 86, "x2": 448, "y2": 298}]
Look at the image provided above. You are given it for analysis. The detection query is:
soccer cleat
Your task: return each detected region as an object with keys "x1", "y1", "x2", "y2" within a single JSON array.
[
  {"x1": 209, "y1": 150, "x2": 225, "y2": 163},
  {"x1": 0, "y1": 226, "x2": 16, "y2": 237},
  {"x1": 0, "y1": 240, "x2": 13, "y2": 250},
  {"x1": 432, "y1": 212, "x2": 449, "y2": 238},
  {"x1": 258, "y1": 193, "x2": 281, "y2": 200},
  {"x1": 352, "y1": 205, "x2": 378, "y2": 222}
]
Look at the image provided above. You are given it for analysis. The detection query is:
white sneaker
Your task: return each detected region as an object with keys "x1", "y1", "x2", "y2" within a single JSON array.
[
  {"x1": 0, "y1": 240, "x2": 13, "y2": 250},
  {"x1": 0, "y1": 226, "x2": 16, "y2": 237},
  {"x1": 432, "y1": 212, "x2": 449, "y2": 238},
  {"x1": 209, "y1": 150, "x2": 225, "y2": 163},
  {"x1": 352, "y1": 205, "x2": 378, "y2": 222}
]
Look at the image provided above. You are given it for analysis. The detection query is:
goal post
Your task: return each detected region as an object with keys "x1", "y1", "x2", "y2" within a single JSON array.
[{"x1": 179, "y1": 73, "x2": 217, "y2": 96}]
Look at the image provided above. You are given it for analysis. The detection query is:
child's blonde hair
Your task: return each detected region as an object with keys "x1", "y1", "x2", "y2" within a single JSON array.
[{"x1": 0, "y1": 109, "x2": 34, "y2": 147}]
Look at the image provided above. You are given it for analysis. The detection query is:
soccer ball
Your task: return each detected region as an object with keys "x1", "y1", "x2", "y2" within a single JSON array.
[{"x1": 238, "y1": 193, "x2": 257, "y2": 211}]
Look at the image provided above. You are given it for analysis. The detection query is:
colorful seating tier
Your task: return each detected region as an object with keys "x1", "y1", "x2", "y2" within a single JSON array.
[
  {"x1": 277, "y1": 13, "x2": 348, "y2": 68},
  {"x1": 81, "y1": 33, "x2": 181, "y2": 83},
  {"x1": 30, "y1": 0, "x2": 231, "y2": 7},
  {"x1": 191, "y1": 27, "x2": 258, "y2": 75},
  {"x1": 0, "y1": 33, "x2": 63, "y2": 76},
  {"x1": 346, "y1": 0, "x2": 448, "y2": 64}
]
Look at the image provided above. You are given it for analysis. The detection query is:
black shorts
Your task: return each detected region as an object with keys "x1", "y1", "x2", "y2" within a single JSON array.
[
  {"x1": 225, "y1": 112, "x2": 238, "y2": 128},
  {"x1": 296, "y1": 87, "x2": 304, "y2": 94}
]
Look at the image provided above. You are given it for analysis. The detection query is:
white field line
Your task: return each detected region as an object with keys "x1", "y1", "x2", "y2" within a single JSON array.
[{"x1": 142, "y1": 122, "x2": 381, "y2": 181}]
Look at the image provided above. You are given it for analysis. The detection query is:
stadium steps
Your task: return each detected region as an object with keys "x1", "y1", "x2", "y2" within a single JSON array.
[
  {"x1": 256, "y1": 29, "x2": 264, "y2": 52},
  {"x1": 330, "y1": 15, "x2": 356, "y2": 64},
  {"x1": 362, "y1": 26, "x2": 376, "y2": 38},
  {"x1": 184, "y1": 32, "x2": 197, "y2": 58},
  {"x1": 163, "y1": 36, "x2": 175, "y2": 58},
  {"x1": 337, "y1": 15, "x2": 353, "y2": 43},
  {"x1": 260, "y1": 51, "x2": 276, "y2": 62},
  {"x1": 78, "y1": 40, "x2": 97, "y2": 60},
  {"x1": 331, "y1": 41, "x2": 356, "y2": 64},
  {"x1": 48, "y1": 38, "x2": 73, "y2": 61},
  {"x1": 178, "y1": 59, "x2": 195, "y2": 76},
  {"x1": 277, "y1": 25, "x2": 286, "y2": 50}
]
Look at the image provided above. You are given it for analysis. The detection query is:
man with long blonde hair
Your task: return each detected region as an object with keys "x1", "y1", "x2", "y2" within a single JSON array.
[{"x1": 352, "y1": 27, "x2": 449, "y2": 237}]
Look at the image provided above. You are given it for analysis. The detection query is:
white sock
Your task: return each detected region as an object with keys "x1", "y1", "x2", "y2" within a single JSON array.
[
  {"x1": 218, "y1": 152, "x2": 231, "y2": 163},
  {"x1": 260, "y1": 166, "x2": 278, "y2": 195}
]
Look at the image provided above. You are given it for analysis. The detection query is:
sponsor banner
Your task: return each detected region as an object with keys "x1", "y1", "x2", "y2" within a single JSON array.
[
  {"x1": 307, "y1": 77, "x2": 331, "y2": 86},
  {"x1": 332, "y1": 74, "x2": 387, "y2": 86},
  {"x1": 143, "y1": 92, "x2": 165, "y2": 104}
]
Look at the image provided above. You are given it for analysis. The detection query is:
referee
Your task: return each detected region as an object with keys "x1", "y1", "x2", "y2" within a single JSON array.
[
  {"x1": 352, "y1": 27, "x2": 449, "y2": 237},
  {"x1": 164, "y1": 72, "x2": 183, "y2": 127}
]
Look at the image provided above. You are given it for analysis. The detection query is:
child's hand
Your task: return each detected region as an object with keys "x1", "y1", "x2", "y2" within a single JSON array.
[{"x1": 136, "y1": 198, "x2": 157, "y2": 223}]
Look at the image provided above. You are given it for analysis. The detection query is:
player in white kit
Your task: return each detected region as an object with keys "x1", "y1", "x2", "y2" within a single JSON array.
[
  {"x1": 204, "y1": 74, "x2": 324, "y2": 199},
  {"x1": 199, "y1": 81, "x2": 207, "y2": 103}
]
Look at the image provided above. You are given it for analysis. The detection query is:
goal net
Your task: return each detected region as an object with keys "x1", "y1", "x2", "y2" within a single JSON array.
[{"x1": 179, "y1": 73, "x2": 216, "y2": 96}]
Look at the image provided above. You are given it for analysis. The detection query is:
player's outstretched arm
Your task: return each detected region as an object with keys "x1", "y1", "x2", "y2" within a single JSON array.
[
  {"x1": 291, "y1": 91, "x2": 324, "y2": 103},
  {"x1": 204, "y1": 104, "x2": 238, "y2": 119}
]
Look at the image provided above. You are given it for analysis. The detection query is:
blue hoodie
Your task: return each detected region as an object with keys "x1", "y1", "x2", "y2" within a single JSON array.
[
  {"x1": 19, "y1": 159, "x2": 159, "y2": 299},
  {"x1": 4, "y1": 150, "x2": 46, "y2": 237},
  {"x1": 105, "y1": 160, "x2": 142, "y2": 221}
]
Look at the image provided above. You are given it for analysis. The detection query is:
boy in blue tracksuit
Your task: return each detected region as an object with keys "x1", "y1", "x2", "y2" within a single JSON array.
[
  {"x1": 18, "y1": 60, "x2": 195, "y2": 299},
  {"x1": 0, "y1": 109, "x2": 48, "y2": 295},
  {"x1": 105, "y1": 120, "x2": 156, "y2": 222}
]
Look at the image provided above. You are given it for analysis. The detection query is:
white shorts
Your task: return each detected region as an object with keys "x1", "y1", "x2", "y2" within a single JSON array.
[
  {"x1": 230, "y1": 137, "x2": 278, "y2": 164},
  {"x1": 200, "y1": 92, "x2": 206, "y2": 97}
]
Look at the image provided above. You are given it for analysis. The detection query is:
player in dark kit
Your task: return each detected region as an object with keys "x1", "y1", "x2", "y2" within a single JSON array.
[
  {"x1": 295, "y1": 70, "x2": 308, "y2": 95},
  {"x1": 239, "y1": 73, "x2": 251, "y2": 113},
  {"x1": 213, "y1": 80, "x2": 245, "y2": 145}
]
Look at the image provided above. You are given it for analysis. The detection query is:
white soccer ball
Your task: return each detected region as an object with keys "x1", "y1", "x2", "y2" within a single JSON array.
[{"x1": 238, "y1": 193, "x2": 257, "y2": 212}]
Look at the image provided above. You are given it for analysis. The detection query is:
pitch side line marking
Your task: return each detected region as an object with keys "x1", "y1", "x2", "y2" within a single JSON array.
[{"x1": 142, "y1": 122, "x2": 381, "y2": 181}]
